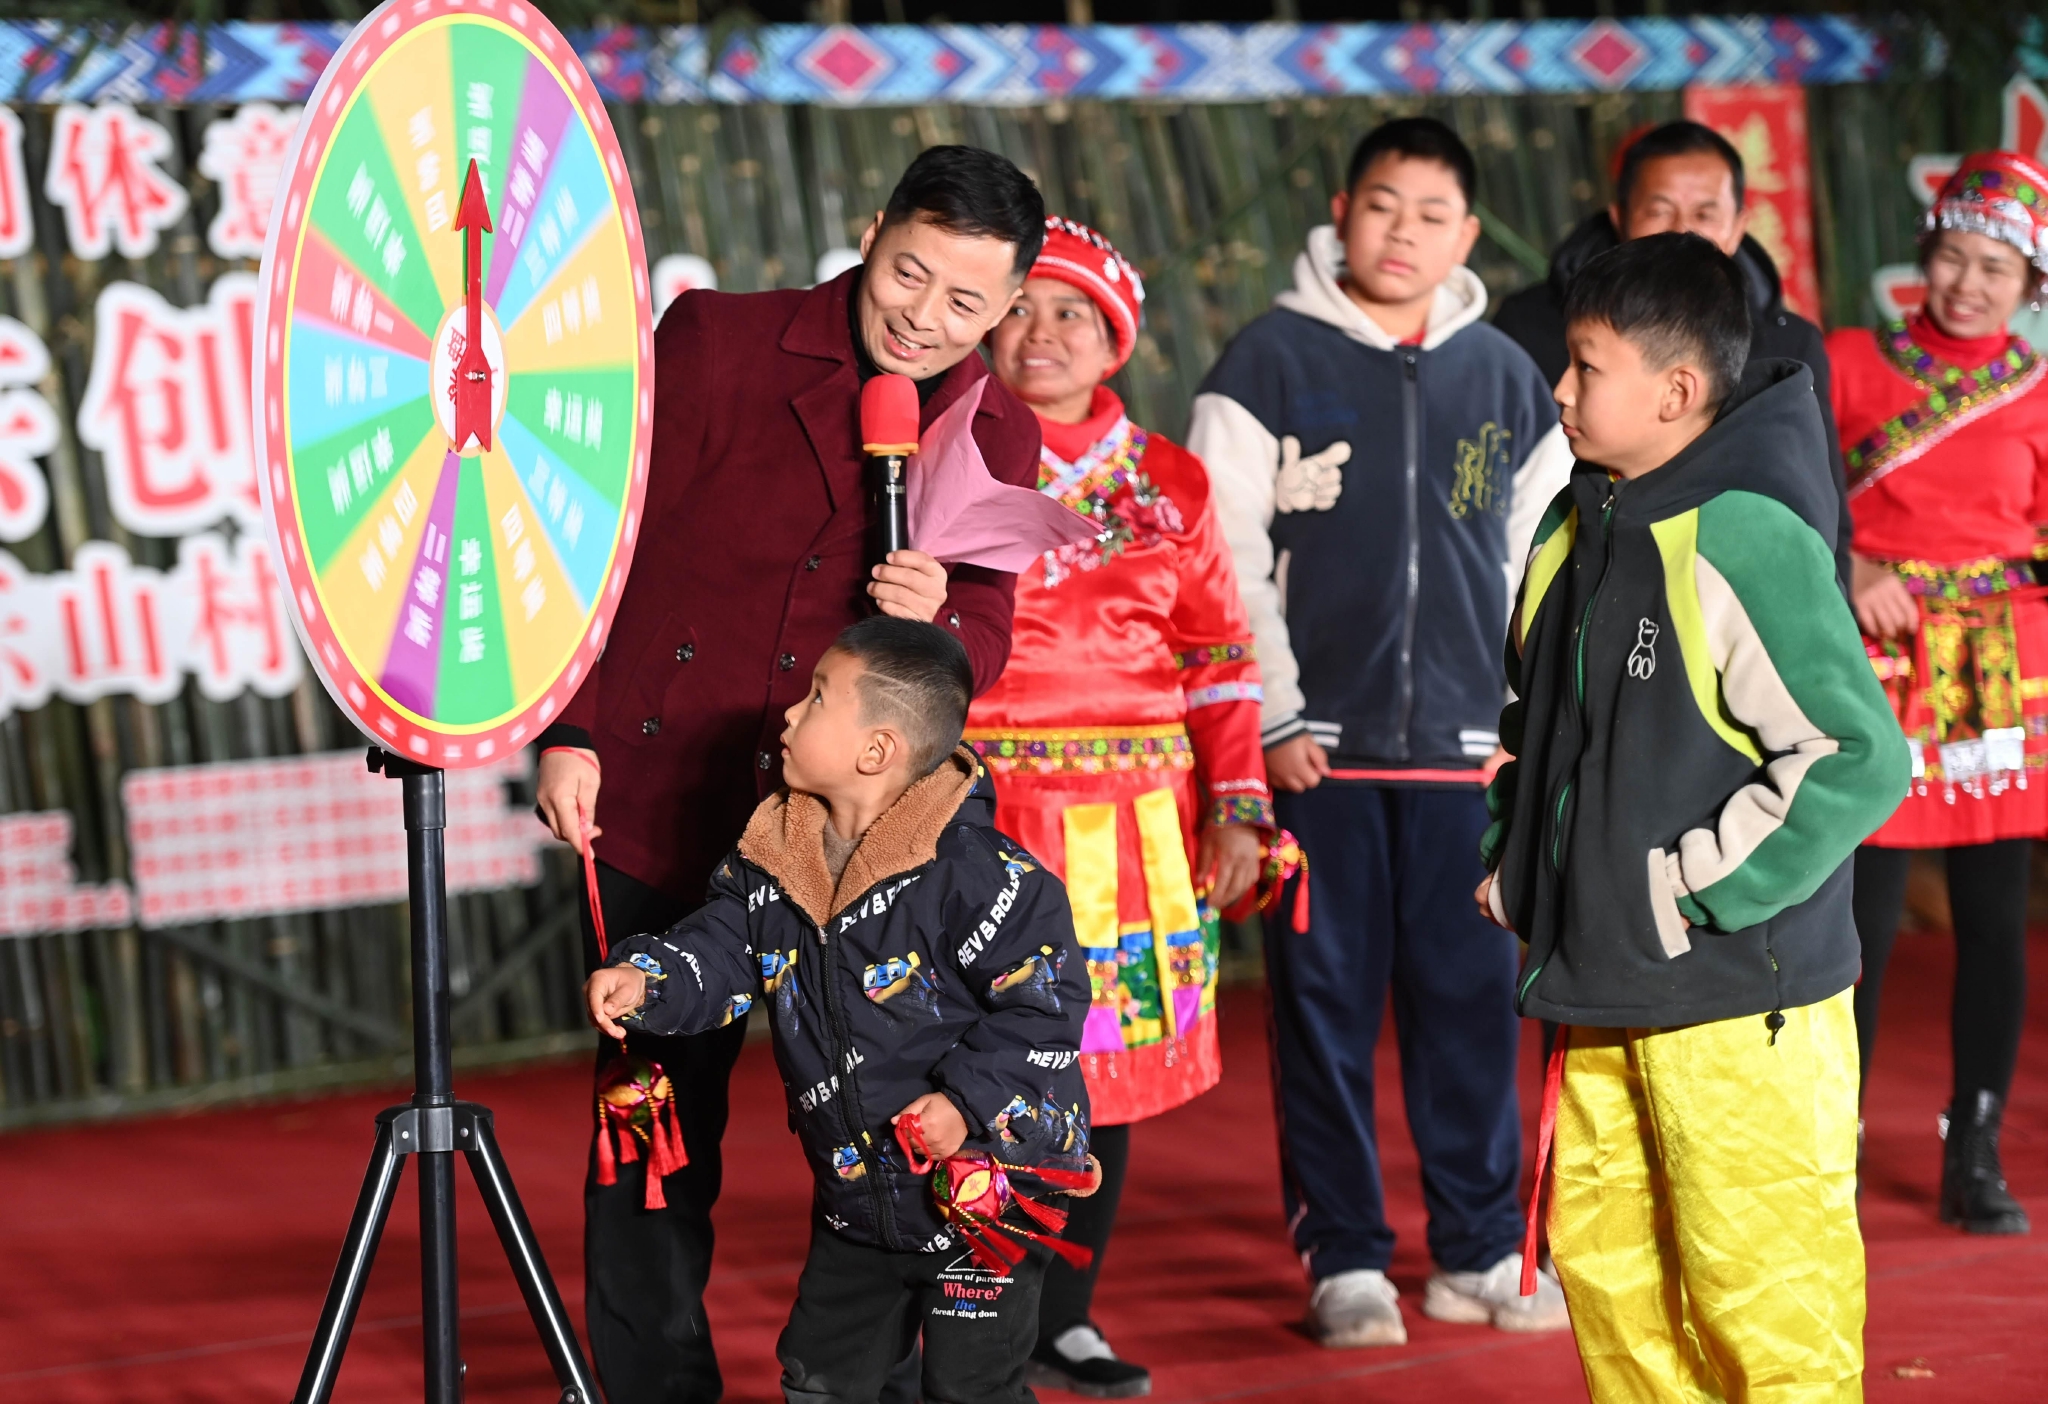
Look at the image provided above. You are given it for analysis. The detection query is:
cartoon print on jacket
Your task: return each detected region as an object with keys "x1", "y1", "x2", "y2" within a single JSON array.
[
  {"x1": 864, "y1": 951, "x2": 941, "y2": 1018},
  {"x1": 989, "y1": 944, "x2": 1066, "y2": 1014},
  {"x1": 760, "y1": 946, "x2": 800, "y2": 1034}
]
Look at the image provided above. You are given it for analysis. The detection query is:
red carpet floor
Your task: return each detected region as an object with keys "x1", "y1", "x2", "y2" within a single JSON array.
[{"x1": 2, "y1": 928, "x2": 2043, "y2": 1403}]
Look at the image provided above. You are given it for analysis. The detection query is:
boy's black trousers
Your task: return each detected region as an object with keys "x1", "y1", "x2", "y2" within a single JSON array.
[
  {"x1": 580, "y1": 861, "x2": 752, "y2": 1404},
  {"x1": 779, "y1": 1222, "x2": 1048, "y2": 1404},
  {"x1": 1268, "y1": 783, "x2": 1526, "y2": 1279}
]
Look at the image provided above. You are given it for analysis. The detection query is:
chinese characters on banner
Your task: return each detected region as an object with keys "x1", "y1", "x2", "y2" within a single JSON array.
[
  {"x1": 196, "y1": 103, "x2": 300, "y2": 259},
  {"x1": 0, "y1": 103, "x2": 309, "y2": 722},
  {"x1": 122, "y1": 751, "x2": 540, "y2": 928},
  {"x1": 0, "y1": 533, "x2": 300, "y2": 718},
  {"x1": 1682, "y1": 83, "x2": 1820, "y2": 322},
  {"x1": 77, "y1": 275, "x2": 262, "y2": 538},
  {"x1": 0, "y1": 752, "x2": 543, "y2": 935},
  {"x1": 44, "y1": 103, "x2": 191, "y2": 261},
  {"x1": 0, "y1": 316, "x2": 57, "y2": 543},
  {"x1": 0, "y1": 811, "x2": 133, "y2": 938}
]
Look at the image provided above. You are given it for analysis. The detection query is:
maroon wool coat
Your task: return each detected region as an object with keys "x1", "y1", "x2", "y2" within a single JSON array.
[{"x1": 548, "y1": 267, "x2": 1041, "y2": 899}]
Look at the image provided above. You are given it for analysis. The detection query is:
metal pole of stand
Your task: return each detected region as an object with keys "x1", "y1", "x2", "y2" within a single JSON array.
[
  {"x1": 297, "y1": 749, "x2": 594, "y2": 1403},
  {"x1": 403, "y1": 768, "x2": 463, "y2": 1404}
]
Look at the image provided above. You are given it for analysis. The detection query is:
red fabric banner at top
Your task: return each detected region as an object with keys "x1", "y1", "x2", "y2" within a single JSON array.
[{"x1": 1683, "y1": 83, "x2": 1820, "y2": 324}]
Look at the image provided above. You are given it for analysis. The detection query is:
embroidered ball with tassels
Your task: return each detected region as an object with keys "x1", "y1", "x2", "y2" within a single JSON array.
[
  {"x1": 594, "y1": 1052, "x2": 689, "y2": 1209},
  {"x1": 894, "y1": 1114, "x2": 1101, "y2": 1274}
]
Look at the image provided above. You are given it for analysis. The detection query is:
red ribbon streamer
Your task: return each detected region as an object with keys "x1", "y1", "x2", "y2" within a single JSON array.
[
  {"x1": 547, "y1": 746, "x2": 688, "y2": 1203},
  {"x1": 1521, "y1": 1026, "x2": 1569, "y2": 1296}
]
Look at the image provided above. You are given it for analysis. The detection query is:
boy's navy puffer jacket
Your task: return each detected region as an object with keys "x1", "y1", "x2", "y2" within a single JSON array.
[{"x1": 606, "y1": 748, "x2": 1091, "y2": 1253}]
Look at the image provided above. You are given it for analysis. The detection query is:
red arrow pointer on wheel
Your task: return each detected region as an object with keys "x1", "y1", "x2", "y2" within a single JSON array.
[{"x1": 452, "y1": 158, "x2": 494, "y2": 452}]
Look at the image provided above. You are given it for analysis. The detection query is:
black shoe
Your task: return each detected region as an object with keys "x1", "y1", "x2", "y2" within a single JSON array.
[
  {"x1": 1939, "y1": 1090, "x2": 2031, "y2": 1235},
  {"x1": 1025, "y1": 1325, "x2": 1152, "y2": 1399}
]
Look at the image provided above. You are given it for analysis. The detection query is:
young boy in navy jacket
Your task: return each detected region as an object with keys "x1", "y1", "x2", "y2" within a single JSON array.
[
  {"x1": 585, "y1": 618, "x2": 1091, "y2": 1404},
  {"x1": 1188, "y1": 117, "x2": 1574, "y2": 1347}
]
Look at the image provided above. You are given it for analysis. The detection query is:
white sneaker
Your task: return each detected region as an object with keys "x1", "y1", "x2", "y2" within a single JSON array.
[
  {"x1": 1307, "y1": 1268, "x2": 1407, "y2": 1348},
  {"x1": 1422, "y1": 1251, "x2": 1570, "y2": 1333}
]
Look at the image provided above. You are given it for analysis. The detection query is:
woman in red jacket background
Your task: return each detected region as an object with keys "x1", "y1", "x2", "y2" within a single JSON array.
[
  {"x1": 968, "y1": 218, "x2": 1273, "y2": 1396},
  {"x1": 1834, "y1": 149, "x2": 2048, "y2": 1238}
]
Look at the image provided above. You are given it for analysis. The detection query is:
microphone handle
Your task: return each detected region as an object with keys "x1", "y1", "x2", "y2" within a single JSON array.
[{"x1": 872, "y1": 451, "x2": 910, "y2": 559}]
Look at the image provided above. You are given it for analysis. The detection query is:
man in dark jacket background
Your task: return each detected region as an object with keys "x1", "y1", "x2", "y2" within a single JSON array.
[
  {"x1": 1491, "y1": 120, "x2": 1852, "y2": 588},
  {"x1": 530, "y1": 146, "x2": 1046, "y2": 1403}
]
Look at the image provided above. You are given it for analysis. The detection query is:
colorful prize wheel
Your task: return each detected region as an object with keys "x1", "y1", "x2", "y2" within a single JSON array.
[{"x1": 255, "y1": 0, "x2": 653, "y2": 768}]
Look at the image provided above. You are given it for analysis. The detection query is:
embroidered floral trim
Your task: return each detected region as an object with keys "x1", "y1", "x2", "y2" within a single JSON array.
[
  {"x1": 1887, "y1": 556, "x2": 2032, "y2": 600},
  {"x1": 966, "y1": 726, "x2": 1195, "y2": 775},
  {"x1": 1846, "y1": 322, "x2": 2040, "y2": 492},
  {"x1": 1184, "y1": 682, "x2": 1262, "y2": 710},
  {"x1": 1038, "y1": 419, "x2": 1183, "y2": 587},
  {"x1": 1173, "y1": 643, "x2": 1254, "y2": 669},
  {"x1": 1208, "y1": 795, "x2": 1275, "y2": 829}
]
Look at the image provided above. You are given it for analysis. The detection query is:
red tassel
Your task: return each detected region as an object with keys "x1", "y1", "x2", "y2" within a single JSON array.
[
  {"x1": 661, "y1": 1100, "x2": 691, "y2": 1172},
  {"x1": 595, "y1": 1099, "x2": 618, "y2": 1188},
  {"x1": 1021, "y1": 1160, "x2": 1100, "y2": 1195},
  {"x1": 615, "y1": 1116, "x2": 642, "y2": 1166},
  {"x1": 643, "y1": 1163, "x2": 668, "y2": 1211},
  {"x1": 1012, "y1": 1191, "x2": 1069, "y2": 1236},
  {"x1": 1291, "y1": 869, "x2": 1310, "y2": 933},
  {"x1": 1034, "y1": 1233, "x2": 1096, "y2": 1271}
]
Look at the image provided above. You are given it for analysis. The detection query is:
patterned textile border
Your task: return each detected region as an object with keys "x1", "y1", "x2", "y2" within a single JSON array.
[{"x1": 0, "y1": 18, "x2": 1889, "y2": 107}]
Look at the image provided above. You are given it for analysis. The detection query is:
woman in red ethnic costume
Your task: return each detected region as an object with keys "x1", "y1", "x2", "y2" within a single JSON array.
[
  {"x1": 1833, "y1": 150, "x2": 2048, "y2": 1236},
  {"x1": 970, "y1": 217, "x2": 1273, "y2": 1396}
]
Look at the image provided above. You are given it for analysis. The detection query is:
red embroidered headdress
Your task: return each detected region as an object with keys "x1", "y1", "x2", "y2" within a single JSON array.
[
  {"x1": 1030, "y1": 217, "x2": 1145, "y2": 374},
  {"x1": 1924, "y1": 150, "x2": 2048, "y2": 289}
]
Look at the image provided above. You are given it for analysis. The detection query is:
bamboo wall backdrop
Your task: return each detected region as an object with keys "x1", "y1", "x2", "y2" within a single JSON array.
[{"x1": 0, "y1": 79, "x2": 1997, "y2": 1124}]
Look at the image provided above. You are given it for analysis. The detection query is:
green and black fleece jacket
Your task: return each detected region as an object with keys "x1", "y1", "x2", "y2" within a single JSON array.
[{"x1": 1481, "y1": 359, "x2": 1909, "y2": 1029}]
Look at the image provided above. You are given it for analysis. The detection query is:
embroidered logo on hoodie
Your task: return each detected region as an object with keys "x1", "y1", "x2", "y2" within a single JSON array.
[{"x1": 1629, "y1": 618, "x2": 1660, "y2": 680}]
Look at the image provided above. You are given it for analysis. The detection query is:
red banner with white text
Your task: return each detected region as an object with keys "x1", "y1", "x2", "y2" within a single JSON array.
[{"x1": 1683, "y1": 83, "x2": 1820, "y2": 323}]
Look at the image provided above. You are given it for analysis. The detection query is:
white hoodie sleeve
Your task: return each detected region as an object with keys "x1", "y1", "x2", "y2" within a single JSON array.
[
  {"x1": 1186, "y1": 391, "x2": 1305, "y2": 746},
  {"x1": 1505, "y1": 423, "x2": 1574, "y2": 612}
]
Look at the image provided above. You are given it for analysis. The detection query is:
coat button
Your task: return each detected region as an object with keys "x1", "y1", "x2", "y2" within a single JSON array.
[
  {"x1": 757, "y1": 751, "x2": 773, "y2": 770},
  {"x1": 947, "y1": 612, "x2": 960, "y2": 628},
  {"x1": 676, "y1": 643, "x2": 695, "y2": 662},
  {"x1": 779, "y1": 652, "x2": 796, "y2": 670},
  {"x1": 641, "y1": 717, "x2": 661, "y2": 736},
  {"x1": 805, "y1": 555, "x2": 822, "y2": 571}
]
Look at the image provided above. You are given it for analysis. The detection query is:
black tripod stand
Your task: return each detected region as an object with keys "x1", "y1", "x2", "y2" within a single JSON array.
[{"x1": 292, "y1": 748, "x2": 600, "y2": 1404}]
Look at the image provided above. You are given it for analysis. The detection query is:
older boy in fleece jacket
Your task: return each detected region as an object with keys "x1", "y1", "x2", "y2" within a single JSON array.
[{"x1": 1188, "y1": 117, "x2": 1574, "y2": 1348}]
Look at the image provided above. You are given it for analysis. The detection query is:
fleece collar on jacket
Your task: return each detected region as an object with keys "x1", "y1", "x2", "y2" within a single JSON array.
[
  {"x1": 1274, "y1": 224, "x2": 1488, "y2": 351},
  {"x1": 738, "y1": 746, "x2": 979, "y2": 926}
]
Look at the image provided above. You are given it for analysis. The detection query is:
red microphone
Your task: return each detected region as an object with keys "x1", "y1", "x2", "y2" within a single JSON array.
[{"x1": 860, "y1": 374, "x2": 920, "y2": 563}]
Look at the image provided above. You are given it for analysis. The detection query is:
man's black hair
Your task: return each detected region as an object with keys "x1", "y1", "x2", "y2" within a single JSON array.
[
  {"x1": 832, "y1": 616, "x2": 973, "y2": 776},
  {"x1": 1343, "y1": 117, "x2": 1477, "y2": 209},
  {"x1": 882, "y1": 145, "x2": 1046, "y2": 280},
  {"x1": 1615, "y1": 120, "x2": 1746, "y2": 212},
  {"x1": 1562, "y1": 233, "x2": 1751, "y2": 408}
]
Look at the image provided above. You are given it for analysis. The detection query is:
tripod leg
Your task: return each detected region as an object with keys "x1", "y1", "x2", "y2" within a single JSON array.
[
  {"x1": 422, "y1": 1147, "x2": 462, "y2": 1403},
  {"x1": 294, "y1": 1118, "x2": 406, "y2": 1404},
  {"x1": 465, "y1": 1112, "x2": 602, "y2": 1403}
]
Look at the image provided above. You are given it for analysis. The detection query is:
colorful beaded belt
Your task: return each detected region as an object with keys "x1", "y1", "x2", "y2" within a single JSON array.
[
  {"x1": 1889, "y1": 556, "x2": 2030, "y2": 600},
  {"x1": 965, "y1": 725, "x2": 1194, "y2": 776}
]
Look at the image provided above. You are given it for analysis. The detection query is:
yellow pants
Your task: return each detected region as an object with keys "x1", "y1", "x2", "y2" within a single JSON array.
[{"x1": 1549, "y1": 991, "x2": 1864, "y2": 1403}]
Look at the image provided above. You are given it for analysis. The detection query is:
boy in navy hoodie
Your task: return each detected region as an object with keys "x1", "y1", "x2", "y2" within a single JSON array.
[{"x1": 1188, "y1": 117, "x2": 1573, "y2": 1348}]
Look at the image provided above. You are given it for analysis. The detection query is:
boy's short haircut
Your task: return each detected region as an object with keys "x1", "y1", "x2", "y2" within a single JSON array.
[
  {"x1": 1343, "y1": 117, "x2": 1477, "y2": 209},
  {"x1": 1615, "y1": 120, "x2": 1747, "y2": 211},
  {"x1": 1563, "y1": 232, "x2": 1752, "y2": 408},
  {"x1": 832, "y1": 616, "x2": 974, "y2": 776},
  {"x1": 882, "y1": 145, "x2": 1047, "y2": 279}
]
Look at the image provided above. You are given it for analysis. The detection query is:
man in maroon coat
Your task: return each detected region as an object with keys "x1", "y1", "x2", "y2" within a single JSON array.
[{"x1": 532, "y1": 147, "x2": 1045, "y2": 1402}]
